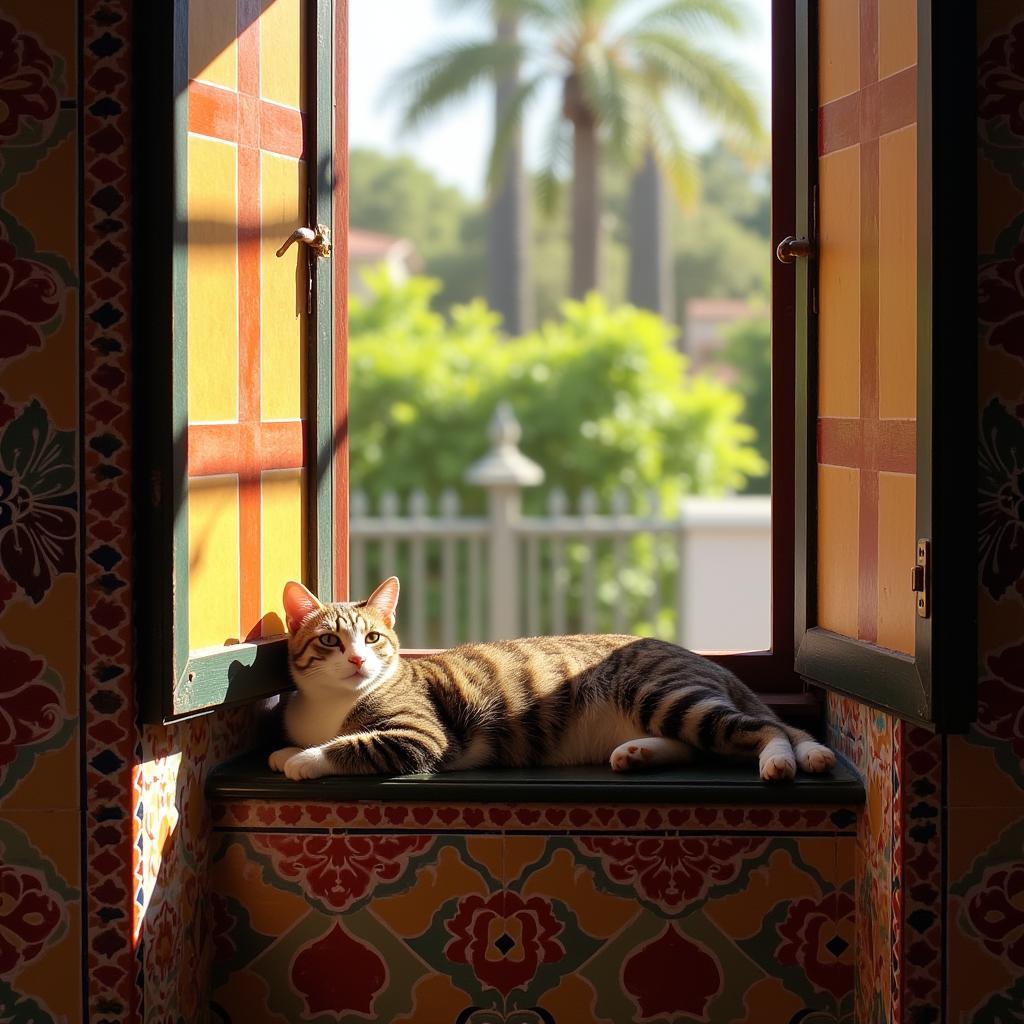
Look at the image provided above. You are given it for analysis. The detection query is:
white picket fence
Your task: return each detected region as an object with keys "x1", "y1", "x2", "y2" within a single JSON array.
[{"x1": 350, "y1": 404, "x2": 771, "y2": 651}]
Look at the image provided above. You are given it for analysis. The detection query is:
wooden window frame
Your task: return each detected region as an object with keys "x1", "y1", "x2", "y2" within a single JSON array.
[
  {"x1": 136, "y1": 0, "x2": 975, "y2": 733},
  {"x1": 134, "y1": 0, "x2": 344, "y2": 723},
  {"x1": 790, "y1": 0, "x2": 976, "y2": 731},
  {"x1": 681, "y1": 0, "x2": 805, "y2": 706},
  {"x1": 133, "y1": 0, "x2": 812, "y2": 724}
]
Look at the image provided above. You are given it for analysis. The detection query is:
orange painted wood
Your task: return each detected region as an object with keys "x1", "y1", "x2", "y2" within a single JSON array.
[
  {"x1": 187, "y1": 421, "x2": 305, "y2": 477},
  {"x1": 188, "y1": 82, "x2": 306, "y2": 159},
  {"x1": 815, "y1": 0, "x2": 918, "y2": 648},
  {"x1": 236, "y1": 0, "x2": 263, "y2": 638},
  {"x1": 878, "y1": 126, "x2": 918, "y2": 419},
  {"x1": 817, "y1": 466, "x2": 860, "y2": 638},
  {"x1": 818, "y1": 147, "x2": 861, "y2": 419},
  {"x1": 876, "y1": 471, "x2": 916, "y2": 654},
  {"x1": 817, "y1": 418, "x2": 915, "y2": 474},
  {"x1": 818, "y1": 0, "x2": 860, "y2": 103},
  {"x1": 879, "y1": 0, "x2": 917, "y2": 79},
  {"x1": 819, "y1": 67, "x2": 916, "y2": 157}
]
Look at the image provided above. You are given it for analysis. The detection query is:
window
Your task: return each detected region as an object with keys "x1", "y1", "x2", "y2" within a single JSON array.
[
  {"x1": 137, "y1": 0, "x2": 975, "y2": 732},
  {"x1": 790, "y1": 0, "x2": 975, "y2": 729},
  {"x1": 136, "y1": 0, "x2": 344, "y2": 721}
]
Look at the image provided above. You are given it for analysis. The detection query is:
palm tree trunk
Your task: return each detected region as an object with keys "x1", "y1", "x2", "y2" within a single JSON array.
[
  {"x1": 628, "y1": 148, "x2": 674, "y2": 320},
  {"x1": 571, "y1": 118, "x2": 601, "y2": 298},
  {"x1": 487, "y1": 13, "x2": 531, "y2": 334}
]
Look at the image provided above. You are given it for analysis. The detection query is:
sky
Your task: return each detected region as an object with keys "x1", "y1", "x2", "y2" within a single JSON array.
[{"x1": 348, "y1": 0, "x2": 773, "y2": 199}]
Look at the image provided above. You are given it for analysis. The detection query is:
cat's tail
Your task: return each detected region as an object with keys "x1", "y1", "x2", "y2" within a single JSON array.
[{"x1": 649, "y1": 685, "x2": 835, "y2": 781}]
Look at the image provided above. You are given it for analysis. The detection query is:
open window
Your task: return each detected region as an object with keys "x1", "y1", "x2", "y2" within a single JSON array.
[
  {"x1": 135, "y1": 0, "x2": 347, "y2": 721},
  {"x1": 136, "y1": 0, "x2": 974, "y2": 733},
  {"x1": 790, "y1": 0, "x2": 975, "y2": 730}
]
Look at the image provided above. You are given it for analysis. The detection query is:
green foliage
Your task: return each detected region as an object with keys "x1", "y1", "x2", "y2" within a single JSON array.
[
  {"x1": 719, "y1": 313, "x2": 771, "y2": 493},
  {"x1": 348, "y1": 272, "x2": 765, "y2": 511},
  {"x1": 348, "y1": 148, "x2": 474, "y2": 263},
  {"x1": 698, "y1": 140, "x2": 771, "y2": 236},
  {"x1": 673, "y1": 203, "x2": 770, "y2": 314}
]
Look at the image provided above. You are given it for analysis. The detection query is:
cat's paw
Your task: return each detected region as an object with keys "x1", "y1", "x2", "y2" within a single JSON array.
[
  {"x1": 610, "y1": 741, "x2": 656, "y2": 772},
  {"x1": 759, "y1": 738, "x2": 796, "y2": 782},
  {"x1": 283, "y1": 748, "x2": 331, "y2": 780},
  {"x1": 794, "y1": 741, "x2": 836, "y2": 774},
  {"x1": 269, "y1": 746, "x2": 302, "y2": 772}
]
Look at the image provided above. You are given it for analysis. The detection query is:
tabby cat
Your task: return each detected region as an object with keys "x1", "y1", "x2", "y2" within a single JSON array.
[{"x1": 269, "y1": 577, "x2": 836, "y2": 782}]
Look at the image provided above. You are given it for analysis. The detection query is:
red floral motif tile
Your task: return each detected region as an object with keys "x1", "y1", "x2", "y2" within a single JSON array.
[
  {"x1": 208, "y1": 798, "x2": 859, "y2": 834},
  {"x1": 248, "y1": 833, "x2": 436, "y2": 913}
]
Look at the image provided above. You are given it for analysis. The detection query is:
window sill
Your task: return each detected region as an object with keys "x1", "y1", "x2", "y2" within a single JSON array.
[{"x1": 206, "y1": 751, "x2": 864, "y2": 806}]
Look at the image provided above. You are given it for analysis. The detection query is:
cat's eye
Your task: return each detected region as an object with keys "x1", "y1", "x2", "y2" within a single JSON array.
[
  {"x1": 365, "y1": 631, "x2": 381, "y2": 643},
  {"x1": 318, "y1": 634, "x2": 341, "y2": 648}
]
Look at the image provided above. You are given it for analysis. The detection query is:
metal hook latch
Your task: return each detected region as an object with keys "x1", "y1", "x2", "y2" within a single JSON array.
[{"x1": 276, "y1": 224, "x2": 331, "y2": 259}]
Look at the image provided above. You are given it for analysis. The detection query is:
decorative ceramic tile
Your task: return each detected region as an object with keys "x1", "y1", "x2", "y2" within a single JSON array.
[
  {"x1": 208, "y1": 821, "x2": 856, "y2": 1024},
  {"x1": 0, "y1": 814, "x2": 80, "y2": 1023},
  {"x1": 210, "y1": 799, "x2": 859, "y2": 836},
  {"x1": 79, "y1": 2, "x2": 140, "y2": 1019}
]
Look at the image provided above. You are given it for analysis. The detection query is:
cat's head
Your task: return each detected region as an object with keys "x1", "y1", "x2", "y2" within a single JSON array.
[{"x1": 282, "y1": 577, "x2": 401, "y2": 696}]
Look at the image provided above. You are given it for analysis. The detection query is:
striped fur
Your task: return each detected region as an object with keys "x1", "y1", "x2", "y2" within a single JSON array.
[{"x1": 270, "y1": 578, "x2": 836, "y2": 782}]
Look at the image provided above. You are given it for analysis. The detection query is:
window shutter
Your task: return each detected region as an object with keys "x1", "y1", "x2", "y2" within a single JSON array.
[
  {"x1": 136, "y1": 0, "x2": 343, "y2": 722},
  {"x1": 791, "y1": 0, "x2": 975, "y2": 729}
]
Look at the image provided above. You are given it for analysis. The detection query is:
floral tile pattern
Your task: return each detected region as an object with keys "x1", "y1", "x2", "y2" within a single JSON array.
[
  {"x1": 209, "y1": 814, "x2": 855, "y2": 1024},
  {"x1": 210, "y1": 799, "x2": 858, "y2": 834},
  {"x1": 0, "y1": 3, "x2": 85, "y2": 1021}
]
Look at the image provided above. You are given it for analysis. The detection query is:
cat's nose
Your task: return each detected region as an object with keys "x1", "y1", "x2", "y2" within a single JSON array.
[{"x1": 348, "y1": 655, "x2": 365, "y2": 668}]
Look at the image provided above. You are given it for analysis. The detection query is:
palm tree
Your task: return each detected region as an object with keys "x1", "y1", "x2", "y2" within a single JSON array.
[
  {"x1": 488, "y1": 8, "x2": 533, "y2": 332},
  {"x1": 391, "y1": 0, "x2": 762, "y2": 302}
]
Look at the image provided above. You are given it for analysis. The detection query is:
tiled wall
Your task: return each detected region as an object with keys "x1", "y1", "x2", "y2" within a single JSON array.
[
  {"x1": 208, "y1": 801, "x2": 857, "y2": 1023},
  {"x1": 0, "y1": 3, "x2": 85, "y2": 1020},
  {"x1": 0, "y1": 2, "x2": 1020, "y2": 1022},
  {"x1": 0, "y1": 4, "x2": 258, "y2": 1022},
  {"x1": 825, "y1": 9, "x2": 1024, "y2": 1024},
  {"x1": 952, "y1": 4, "x2": 1024, "y2": 1019}
]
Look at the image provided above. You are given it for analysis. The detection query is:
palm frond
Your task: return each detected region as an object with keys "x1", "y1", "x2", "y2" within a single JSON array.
[
  {"x1": 436, "y1": 0, "x2": 573, "y2": 24},
  {"x1": 644, "y1": 94, "x2": 700, "y2": 209},
  {"x1": 624, "y1": 0, "x2": 750, "y2": 38},
  {"x1": 630, "y1": 31, "x2": 764, "y2": 141},
  {"x1": 387, "y1": 38, "x2": 526, "y2": 132},
  {"x1": 535, "y1": 109, "x2": 573, "y2": 216},
  {"x1": 580, "y1": 53, "x2": 651, "y2": 166},
  {"x1": 486, "y1": 72, "x2": 546, "y2": 191}
]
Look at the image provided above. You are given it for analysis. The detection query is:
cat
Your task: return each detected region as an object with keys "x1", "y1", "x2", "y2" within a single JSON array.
[{"x1": 269, "y1": 576, "x2": 836, "y2": 783}]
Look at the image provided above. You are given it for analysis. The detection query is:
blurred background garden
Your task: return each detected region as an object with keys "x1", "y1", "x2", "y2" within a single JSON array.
[{"x1": 346, "y1": 0, "x2": 774, "y2": 647}]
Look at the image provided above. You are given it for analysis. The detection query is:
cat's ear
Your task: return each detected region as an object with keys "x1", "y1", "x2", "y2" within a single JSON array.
[
  {"x1": 365, "y1": 577, "x2": 400, "y2": 628},
  {"x1": 282, "y1": 581, "x2": 322, "y2": 633}
]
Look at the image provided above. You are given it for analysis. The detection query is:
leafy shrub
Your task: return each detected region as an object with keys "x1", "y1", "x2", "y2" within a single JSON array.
[{"x1": 349, "y1": 269, "x2": 765, "y2": 514}]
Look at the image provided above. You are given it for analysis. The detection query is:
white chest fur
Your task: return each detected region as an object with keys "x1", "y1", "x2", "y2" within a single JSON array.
[{"x1": 284, "y1": 692, "x2": 356, "y2": 748}]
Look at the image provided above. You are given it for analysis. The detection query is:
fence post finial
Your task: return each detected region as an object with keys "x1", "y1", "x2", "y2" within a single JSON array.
[{"x1": 466, "y1": 404, "x2": 544, "y2": 639}]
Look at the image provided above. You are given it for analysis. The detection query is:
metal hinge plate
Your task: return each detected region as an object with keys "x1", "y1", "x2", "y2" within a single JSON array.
[{"x1": 911, "y1": 538, "x2": 929, "y2": 618}]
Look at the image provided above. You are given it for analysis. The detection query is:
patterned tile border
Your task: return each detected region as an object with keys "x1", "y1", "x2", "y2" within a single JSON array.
[
  {"x1": 80, "y1": 2, "x2": 140, "y2": 1021},
  {"x1": 891, "y1": 718, "x2": 904, "y2": 1023},
  {"x1": 209, "y1": 800, "x2": 860, "y2": 835},
  {"x1": 898, "y1": 726, "x2": 945, "y2": 1022}
]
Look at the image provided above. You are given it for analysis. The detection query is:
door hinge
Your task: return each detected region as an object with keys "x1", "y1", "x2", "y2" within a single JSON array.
[{"x1": 911, "y1": 538, "x2": 929, "y2": 618}]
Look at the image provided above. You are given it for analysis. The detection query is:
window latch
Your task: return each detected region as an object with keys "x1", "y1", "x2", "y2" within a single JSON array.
[
  {"x1": 775, "y1": 235, "x2": 815, "y2": 263},
  {"x1": 275, "y1": 224, "x2": 332, "y2": 260}
]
